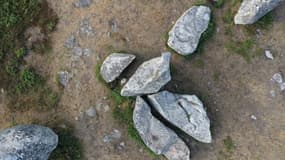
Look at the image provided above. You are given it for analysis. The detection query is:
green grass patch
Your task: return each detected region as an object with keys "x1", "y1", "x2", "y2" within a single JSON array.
[
  {"x1": 49, "y1": 125, "x2": 84, "y2": 160},
  {"x1": 244, "y1": 12, "x2": 274, "y2": 35},
  {"x1": 226, "y1": 38, "x2": 256, "y2": 62},
  {"x1": 223, "y1": 136, "x2": 236, "y2": 153},
  {"x1": 212, "y1": 0, "x2": 225, "y2": 8},
  {"x1": 16, "y1": 68, "x2": 43, "y2": 93}
]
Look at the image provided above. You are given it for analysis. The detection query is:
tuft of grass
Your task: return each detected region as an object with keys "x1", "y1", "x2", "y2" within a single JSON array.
[
  {"x1": 225, "y1": 38, "x2": 255, "y2": 62},
  {"x1": 212, "y1": 0, "x2": 225, "y2": 8},
  {"x1": 49, "y1": 126, "x2": 84, "y2": 160},
  {"x1": 108, "y1": 90, "x2": 127, "y2": 106},
  {"x1": 223, "y1": 136, "x2": 236, "y2": 153},
  {"x1": 244, "y1": 12, "x2": 274, "y2": 35},
  {"x1": 16, "y1": 68, "x2": 43, "y2": 93},
  {"x1": 193, "y1": 0, "x2": 208, "y2": 6}
]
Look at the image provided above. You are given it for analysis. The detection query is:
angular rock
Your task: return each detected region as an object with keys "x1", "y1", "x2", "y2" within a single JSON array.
[
  {"x1": 234, "y1": 0, "x2": 283, "y2": 25},
  {"x1": 167, "y1": 6, "x2": 211, "y2": 55},
  {"x1": 0, "y1": 125, "x2": 58, "y2": 160},
  {"x1": 148, "y1": 91, "x2": 212, "y2": 143},
  {"x1": 121, "y1": 52, "x2": 171, "y2": 96},
  {"x1": 75, "y1": 0, "x2": 92, "y2": 8},
  {"x1": 100, "y1": 53, "x2": 136, "y2": 83},
  {"x1": 58, "y1": 71, "x2": 72, "y2": 87},
  {"x1": 133, "y1": 97, "x2": 190, "y2": 160},
  {"x1": 65, "y1": 35, "x2": 77, "y2": 49}
]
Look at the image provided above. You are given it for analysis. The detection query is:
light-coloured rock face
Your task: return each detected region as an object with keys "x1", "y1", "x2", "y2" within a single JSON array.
[
  {"x1": 234, "y1": 0, "x2": 283, "y2": 24},
  {"x1": 133, "y1": 97, "x2": 190, "y2": 160},
  {"x1": 100, "y1": 53, "x2": 136, "y2": 83},
  {"x1": 0, "y1": 125, "x2": 58, "y2": 160},
  {"x1": 168, "y1": 6, "x2": 211, "y2": 55},
  {"x1": 148, "y1": 91, "x2": 212, "y2": 143},
  {"x1": 121, "y1": 52, "x2": 171, "y2": 97}
]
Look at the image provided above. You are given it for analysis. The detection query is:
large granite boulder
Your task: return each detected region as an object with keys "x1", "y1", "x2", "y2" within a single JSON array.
[
  {"x1": 148, "y1": 91, "x2": 212, "y2": 143},
  {"x1": 167, "y1": 6, "x2": 211, "y2": 55},
  {"x1": 121, "y1": 52, "x2": 171, "y2": 97},
  {"x1": 0, "y1": 125, "x2": 58, "y2": 160},
  {"x1": 133, "y1": 97, "x2": 190, "y2": 160},
  {"x1": 234, "y1": 0, "x2": 283, "y2": 24},
  {"x1": 100, "y1": 53, "x2": 136, "y2": 83}
]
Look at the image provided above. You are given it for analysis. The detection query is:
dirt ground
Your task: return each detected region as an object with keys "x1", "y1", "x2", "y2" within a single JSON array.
[{"x1": 0, "y1": 0, "x2": 285, "y2": 160}]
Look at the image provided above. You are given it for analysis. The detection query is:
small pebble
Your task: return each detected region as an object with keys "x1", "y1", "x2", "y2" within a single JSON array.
[
  {"x1": 251, "y1": 115, "x2": 257, "y2": 120},
  {"x1": 265, "y1": 50, "x2": 274, "y2": 60}
]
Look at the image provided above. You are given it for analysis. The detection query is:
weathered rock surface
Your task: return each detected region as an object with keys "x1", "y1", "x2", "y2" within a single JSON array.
[
  {"x1": 58, "y1": 71, "x2": 72, "y2": 87},
  {"x1": 100, "y1": 53, "x2": 136, "y2": 83},
  {"x1": 167, "y1": 6, "x2": 211, "y2": 55},
  {"x1": 133, "y1": 97, "x2": 190, "y2": 160},
  {"x1": 234, "y1": 0, "x2": 283, "y2": 24},
  {"x1": 0, "y1": 125, "x2": 58, "y2": 160},
  {"x1": 121, "y1": 52, "x2": 171, "y2": 96},
  {"x1": 75, "y1": 0, "x2": 92, "y2": 8},
  {"x1": 148, "y1": 91, "x2": 212, "y2": 143}
]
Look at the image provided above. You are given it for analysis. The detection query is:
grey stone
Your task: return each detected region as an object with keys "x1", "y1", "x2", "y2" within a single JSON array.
[
  {"x1": 148, "y1": 91, "x2": 212, "y2": 143},
  {"x1": 58, "y1": 71, "x2": 72, "y2": 87},
  {"x1": 100, "y1": 53, "x2": 136, "y2": 83},
  {"x1": 121, "y1": 52, "x2": 171, "y2": 96},
  {"x1": 133, "y1": 97, "x2": 190, "y2": 160},
  {"x1": 109, "y1": 18, "x2": 119, "y2": 33},
  {"x1": 75, "y1": 0, "x2": 92, "y2": 8},
  {"x1": 234, "y1": 0, "x2": 283, "y2": 24},
  {"x1": 168, "y1": 6, "x2": 211, "y2": 55},
  {"x1": 85, "y1": 107, "x2": 97, "y2": 117},
  {"x1": 103, "y1": 129, "x2": 121, "y2": 143},
  {"x1": 65, "y1": 35, "x2": 77, "y2": 49},
  {"x1": 265, "y1": 50, "x2": 274, "y2": 60},
  {"x1": 0, "y1": 125, "x2": 58, "y2": 160},
  {"x1": 79, "y1": 19, "x2": 95, "y2": 36},
  {"x1": 272, "y1": 73, "x2": 283, "y2": 84},
  {"x1": 72, "y1": 47, "x2": 83, "y2": 56}
]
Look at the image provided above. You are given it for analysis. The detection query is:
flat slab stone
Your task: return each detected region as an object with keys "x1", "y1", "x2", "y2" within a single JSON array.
[
  {"x1": 168, "y1": 6, "x2": 211, "y2": 55},
  {"x1": 234, "y1": 0, "x2": 283, "y2": 24},
  {"x1": 148, "y1": 91, "x2": 212, "y2": 143},
  {"x1": 121, "y1": 52, "x2": 171, "y2": 96},
  {"x1": 100, "y1": 53, "x2": 136, "y2": 83},
  {"x1": 133, "y1": 97, "x2": 190, "y2": 160},
  {"x1": 0, "y1": 125, "x2": 58, "y2": 160}
]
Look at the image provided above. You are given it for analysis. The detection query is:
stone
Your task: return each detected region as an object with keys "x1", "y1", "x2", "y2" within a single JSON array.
[
  {"x1": 100, "y1": 53, "x2": 136, "y2": 83},
  {"x1": 234, "y1": 0, "x2": 283, "y2": 25},
  {"x1": 72, "y1": 47, "x2": 83, "y2": 56},
  {"x1": 65, "y1": 35, "x2": 77, "y2": 49},
  {"x1": 0, "y1": 125, "x2": 58, "y2": 160},
  {"x1": 148, "y1": 91, "x2": 212, "y2": 143},
  {"x1": 265, "y1": 50, "x2": 274, "y2": 60},
  {"x1": 251, "y1": 115, "x2": 257, "y2": 120},
  {"x1": 103, "y1": 129, "x2": 121, "y2": 143},
  {"x1": 272, "y1": 73, "x2": 283, "y2": 84},
  {"x1": 133, "y1": 97, "x2": 190, "y2": 160},
  {"x1": 58, "y1": 71, "x2": 72, "y2": 87},
  {"x1": 109, "y1": 18, "x2": 119, "y2": 33},
  {"x1": 85, "y1": 107, "x2": 96, "y2": 117},
  {"x1": 75, "y1": 0, "x2": 92, "y2": 8},
  {"x1": 121, "y1": 52, "x2": 171, "y2": 96},
  {"x1": 79, "y1": 19, "x2": 95, "y2": 36},
  {"x1": 167, "y1": 6, "x2": 211, "y2": 55}
]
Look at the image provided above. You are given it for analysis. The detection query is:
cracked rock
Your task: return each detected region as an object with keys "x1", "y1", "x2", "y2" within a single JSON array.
[
  {"x1": 58, "y1": 71, "x2": 72, "y2": 87},
  {"x1": 0, "y1": 125, "x2": 58, "y2": 160},
  {"x1": 133, "y1": 97, "x2": 190, "y2": 160},
  {"x1": 100, "y1": 53, "x2": 136, "y2": 83},
  {"x1": 168, "y1": 6, "x2": 211, "y2": 55},
  {"x1": 234, "y1": 0, "x2": 283, "y2": 24},
  {"x1": 121, "y1": 52, "x2": 171, "y2": 96},
  {"x1": 148, "y1": 91, "x2": 212, "y2": 143}
]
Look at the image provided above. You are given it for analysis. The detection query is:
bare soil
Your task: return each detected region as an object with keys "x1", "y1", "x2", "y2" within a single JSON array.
[{"x1": 1, "y1": 1, "x2": 285, "y2": 160}]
